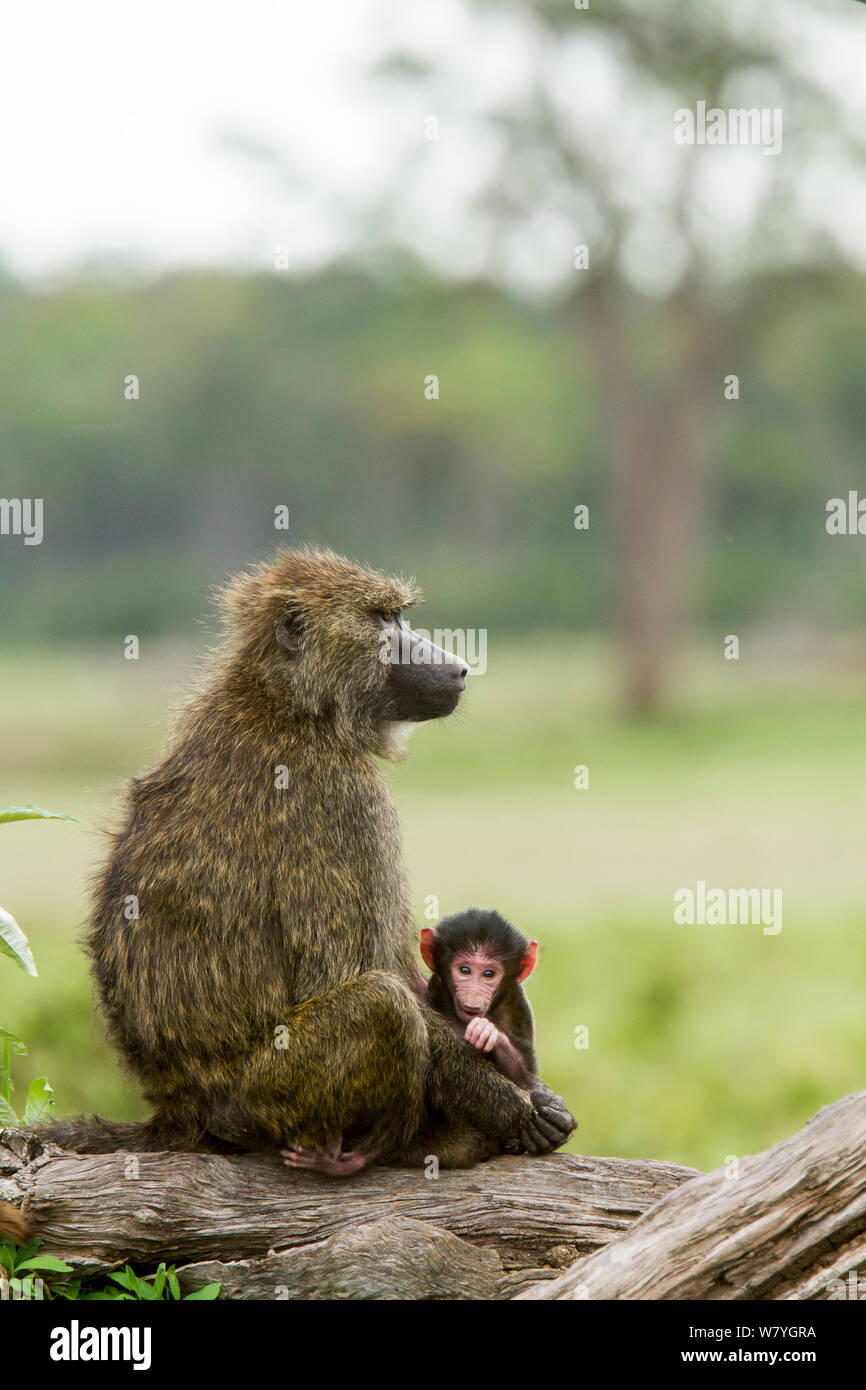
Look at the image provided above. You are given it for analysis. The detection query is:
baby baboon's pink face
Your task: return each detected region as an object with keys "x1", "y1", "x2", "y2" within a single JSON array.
[{"x1": 448, "y1": 950, "x2": 505, "y2": 1022}]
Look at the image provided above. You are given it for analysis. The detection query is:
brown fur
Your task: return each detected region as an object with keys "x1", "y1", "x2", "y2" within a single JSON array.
[
  {"x1": 0, "y1": 1200, "x2": 31, "y2": 1243},
  {"x1": 33, "y1": 548, "x2": 536, "y2": 1171}
]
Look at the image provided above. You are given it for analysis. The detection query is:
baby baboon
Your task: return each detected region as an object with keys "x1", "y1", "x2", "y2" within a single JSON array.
[
  {"x1": 422, "y1": 908, "x2": 540, "y2": 1091},
  {"x1": 420, "y1": 908, "x2": 575, "y2": 1158},
  {"x1": 36, "y1": 548, "x2": 575, "y2": 1176}
]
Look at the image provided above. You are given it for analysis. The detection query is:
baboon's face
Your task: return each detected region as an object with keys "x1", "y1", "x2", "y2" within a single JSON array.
[
  {"x1": 445, "y1": 949, "x2": 506, "y2": 1023},
  {"x1": 374, "y1": 610, "x2": 468, "y2": 722},
  {"x1": 223, "y1": 549, "x2": 467, "y2": 745},
  {"x1": 274, "y1": 600, "x2": 467, "y2": 728}
]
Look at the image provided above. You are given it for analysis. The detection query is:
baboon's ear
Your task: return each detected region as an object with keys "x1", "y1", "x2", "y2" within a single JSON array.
[
  {"x1": 420, "y1": 927, "x2": 437, "y2": 972},
  {"x1": 274, "y1": 613, "x2": 302, "y2": 655},
  {"x1": 516, "y1": 940, "x2": 538, "y2": 983}
]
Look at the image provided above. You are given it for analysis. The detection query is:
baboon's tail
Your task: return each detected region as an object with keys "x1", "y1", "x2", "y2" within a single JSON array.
[
  {"x1": 30, "y1": 1116, "x2": 162, "y2": 1154},
  {"x1": 31, "y1": 1113, "x2": 228, "y2": 1155}
]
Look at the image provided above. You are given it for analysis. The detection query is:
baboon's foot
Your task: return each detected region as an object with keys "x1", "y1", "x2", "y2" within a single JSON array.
[{"x1": 281, "y1": 1137, "x2": 372, "y2": 1177}]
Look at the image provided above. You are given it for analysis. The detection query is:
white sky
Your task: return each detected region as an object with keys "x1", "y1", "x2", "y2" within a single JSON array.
[
  {"x1": 1, "y1": 0, "x2": 864, "y2": 288},
  {"x1": 0, "y1": 0, "x2": 410, "y2": 279}
]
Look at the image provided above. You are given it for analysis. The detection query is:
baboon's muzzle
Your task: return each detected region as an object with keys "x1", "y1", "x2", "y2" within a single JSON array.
[{"x1": 384, "y1": 626, "x2": 468, "y2": 721}]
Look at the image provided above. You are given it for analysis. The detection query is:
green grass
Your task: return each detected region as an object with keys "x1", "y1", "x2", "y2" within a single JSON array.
[{"x1": 2, "y1": 638, "x2": 865, "y2": 1171}]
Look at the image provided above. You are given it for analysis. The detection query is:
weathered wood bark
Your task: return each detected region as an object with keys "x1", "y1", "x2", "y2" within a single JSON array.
[
  {"x1": 176, "y1": 1217, "x2": 504, "y2": 1301},
  {"x1": 517, "y1": 1091, "x2": 866, "y2": 1300},
  {"x1": 7, "y1": 1092, "x2": 861, "y2": 1299},
  {"x1": 0, "y1": 1129, "x2": 695, "y2": 1292}
]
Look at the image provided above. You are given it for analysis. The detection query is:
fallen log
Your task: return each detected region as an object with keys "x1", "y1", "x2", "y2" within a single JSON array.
[
  {"x1": 6, "y1": 1094, "x2": 864, "y2": 1299},
  {"x1": 516, "y1": 1090, "x2": 866, "y2": 1300},
  {"x1": 0, "y1": 1129, "x2": 695, "y2": 1291},
  {"x1": 176, "y1": 1216, "x2": 505, "y2": 1301}
]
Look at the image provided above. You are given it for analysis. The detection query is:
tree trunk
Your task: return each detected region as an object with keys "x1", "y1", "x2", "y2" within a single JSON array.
[
  {"x1": 579, "y1": 286, "x2": 713, "y2": 716},
  {"x1": 517, "y1": 1090, "x2": 866, "y2": 1300}
]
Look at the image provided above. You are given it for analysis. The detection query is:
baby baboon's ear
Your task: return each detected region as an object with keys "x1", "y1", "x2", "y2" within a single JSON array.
[
  {"x1": 420, "y1": 927, "x2": 438, "y2": 971},
  {"x1": 516, "y1": 940, "x2": 538, "y2": 983},
  {"x1": 274, "y1": 613, "x2": 303, "y2": 655}
]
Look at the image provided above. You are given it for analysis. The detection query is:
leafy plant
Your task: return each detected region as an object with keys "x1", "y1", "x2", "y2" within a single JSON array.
[
  {"x1": 0, "y1": 1033, "x2": 54, "y2": 1127},
  {"x1": 58, "y1": 1261, "x2": 221, "y2": 1302},
  {"x1": 0, "y1": 1239, "x2": 219, "y2": 1301},
  {"x1": 0, "y1": 803, "x2": 76, "y2": 1125},
  {"x1": 0, "y1": 807, "x2": 77, "y2": 825},
  {"x1": 0, "y1": 1236, "x2": 74, "y2": 1300}
]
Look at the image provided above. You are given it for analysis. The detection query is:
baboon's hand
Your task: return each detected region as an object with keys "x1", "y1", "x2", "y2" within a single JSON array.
[
  {"x1": 502, "y1": 1090, "x2": 577, "y2": 1156},
  {"x1": 464, "y1": 1017, "x2": 500, "y2": 1052},
  {"x1": 531, "y1": 1090, "x2": 577, "y2": 1137}
]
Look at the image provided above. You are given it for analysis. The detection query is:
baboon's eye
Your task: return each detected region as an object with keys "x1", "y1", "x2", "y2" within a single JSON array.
[{"x1": 373, "y1": 609, "x2": 400, "y2": 625}]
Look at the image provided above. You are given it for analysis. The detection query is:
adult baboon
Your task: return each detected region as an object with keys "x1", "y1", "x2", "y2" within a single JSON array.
[{"x1": 39, "y1": 548, "x2": 575, "y2": 1174}]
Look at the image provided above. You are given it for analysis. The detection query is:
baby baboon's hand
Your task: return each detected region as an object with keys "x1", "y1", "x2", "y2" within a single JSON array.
[{"x1": 464, "y1": 1017, "x2": 500, "y2": 1052}]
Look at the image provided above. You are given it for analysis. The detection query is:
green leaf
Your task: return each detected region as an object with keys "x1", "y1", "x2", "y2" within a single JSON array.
[
  {"x1": 16, "y1": 1255, "x2": 74, "y2": 1274},
  {"x1": 184, "y1": 1283, "x2": 221, "y2": 1300},
  {"x1": 0, "y1": 1027, "x2": 27, "y2": 1055},
  {"x1": 6, "y1": 1237, "x2": 40, "y2": 1268},
  {"x1": 0, "y1": 1095, "x2": 20, "y2": 1126},
  {"x1": 167, "y1": 1267, "x2": 180, "y2": 1300},
  {"x1": 151, "y1": 1264, "x2": 166, "y2": 1298},
  {"x1": 0, "y1": 806, "x2": 77, "y2": 824},
  {"x1": 22, "y1": 1077, "x2": 54, "y2": 1126},
  {"x1": 0, "y1": 906, "x2": 37, "y2": 976},
  {"x1": 109, "y1": 1266, "x2": 155, "y2": 1299}
]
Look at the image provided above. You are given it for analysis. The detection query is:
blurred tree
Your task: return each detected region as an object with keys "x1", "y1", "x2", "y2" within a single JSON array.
[{"x1": 357, "y1": 0, "x2": 866, "y2": 712}]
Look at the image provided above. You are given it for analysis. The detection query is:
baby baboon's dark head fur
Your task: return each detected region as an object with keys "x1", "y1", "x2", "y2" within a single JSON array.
[
  {"x1": 215, "y1": 547, "x2": 466, "y2": 756},
  {"x1": 430, "y1": 908, "x2": 532, "y2": 983}
]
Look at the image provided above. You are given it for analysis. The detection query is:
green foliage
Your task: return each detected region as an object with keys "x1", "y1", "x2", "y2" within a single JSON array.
[
  {"x1": 0, "y1": 807, "x2": 78, "y2": 825},
  {"x1": 0, "y1": 1237, "x2": 74, "y2": 1277},
  {"x1": 0, "y1": 1238, "x2": 74, "y2": 1301},
  {"x1": 1, "y1": 803, "x2": 74, "y2": 1120},
  {"x1": 0, "y1": 1240, "x2": 219, "y2": 1301},
  {"x1": 75, "y1": 1263, "x2": 221, "y2": 1302},
  {"x1": 60, "y1": 1262, "x2": 220, "y2": 1301},
  {"x1": 0, "y1": 906, "x2": 36, "y2": 976},
  {"x1": 0, "y1": 268, "x2": 865, "y2": 641},
  {"x1": 19, "y1": 1075, "x2": 55, "y2": 1125}
]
